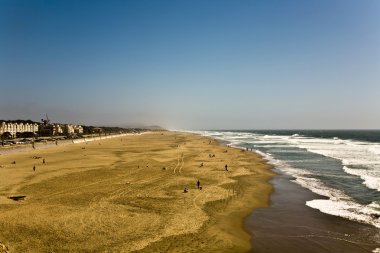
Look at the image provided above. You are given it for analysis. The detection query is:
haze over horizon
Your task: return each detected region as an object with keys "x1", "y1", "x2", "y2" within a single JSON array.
[{"x1": 1, "y1": 0, "x2": 379, "y2": 130}]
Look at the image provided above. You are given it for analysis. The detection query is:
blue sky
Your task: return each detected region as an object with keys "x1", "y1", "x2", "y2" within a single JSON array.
[{"x1": 1, "y1": 0, "x2": 379, "y2": 129}]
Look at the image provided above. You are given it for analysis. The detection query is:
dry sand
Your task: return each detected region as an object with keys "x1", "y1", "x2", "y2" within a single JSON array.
[{"x1": 0, "y1": 131, "x2": 274, "y2": 253}]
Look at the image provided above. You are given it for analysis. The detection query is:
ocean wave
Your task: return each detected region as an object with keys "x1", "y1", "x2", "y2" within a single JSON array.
[
  {"x1": 254, "y1": 149, "x2": 274, "y2": 162},
  {"x1": 294, "y1": 177, "x2": 346, "y2": 201},
  {"x1": 368, "y1": 146, "x2": 380, "y2": 155},
  {"x1": 198, "y1": 131, "x2": 380, "y2": 228},
  {"x1": 203, "y1": 132, "x2": 380, "y2": 192},
  {"x1": 229, "y1": 141, "x2": 246, "y2": 146},
  {"x1": 343, "y1": 166, "x2": 380, "y2": 191},
  {"x1": 287, "y1": 138, "x2": 380, "y2": 192},
  {"x1": 306, "y1": 199, "x2": 380, "y2": 228},
  {"x1": 291, "y1": 133, "x2": 304, "y2": 138},
  {"x1": 255, "y1": 148, "x2": 380, "y2": 228}
]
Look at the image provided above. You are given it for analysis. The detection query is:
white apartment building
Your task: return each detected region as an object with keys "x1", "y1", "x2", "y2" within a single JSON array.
[
  {"x1": 62, "y1": 124, "x2": 83, "y2": 135},
  {"x1": 1, "y1": 121, "x2": 84, "y2": 137},
  {"x1": 0, "y1": 122, "x2": 39, "y2": 137},
  {"x1": 52, "y1": 124, "x2": 64, "y2": 135},
  {"x1": 73, "y1": 125, "x2": 84, "y2": 134}
]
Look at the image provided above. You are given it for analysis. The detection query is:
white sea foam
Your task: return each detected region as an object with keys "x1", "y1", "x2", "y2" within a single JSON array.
[
  {"x1": 294, "y1": 177, "x2": 345, "y2": 200},
  {"x1": 306, "y1": 199, "x2": 380, "y2": 228},
  {"x1": 368, "y1": 146, "x2": 380, "y2": 155},
  {"x1": 289, "y1": 138, "x2": 380, "y2": 191},
  {"x1": 198, "y1": 130, "x2": 380, "y2": 229},
  {"x1": 260, "y1": 151, "x2": 380, "y2": 229},
  {"x1": 368, "y1": 202, "x2": 380, "y2": 210},
  {"x1": 243, "y1": 132, "x2": 380, "y2": 192},
  {"x1": 254, "y1": 145, "x2": 380, "y2": 228},
  {"x1": 254, "y1": 149, "x2": 274, "y2": 162},
  {"x1": 343, "y1": 166, "x2": 380, "y2": 192}
]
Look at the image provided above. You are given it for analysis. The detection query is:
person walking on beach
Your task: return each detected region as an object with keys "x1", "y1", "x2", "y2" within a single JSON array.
[
  {"x1": 197, "y1": 180, "x2": 200, "y2": 189},
  {"x1": 42, "y1": 159, "x2": 45, "y2": 164},
  {"x1": 225, "y1": 164, "x2": 228, "y2": 171},
  {"x1": 33, "y1": 165, "x2": 36, "y2": 171}
]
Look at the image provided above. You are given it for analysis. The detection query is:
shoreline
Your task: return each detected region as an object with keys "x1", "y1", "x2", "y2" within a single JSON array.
[
  {"x1": 246, "y1": 168, "x2": 380, "y2": 253},
  {"x1": 0, "y1": 131, "x2": 274, "y2": 252},
  {"x1": 195, "y1": 131, "x2": 380, "y2": 253}
]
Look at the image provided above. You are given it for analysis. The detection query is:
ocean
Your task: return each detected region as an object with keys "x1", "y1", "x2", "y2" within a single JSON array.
[{"x1": 196, "y1": 130, "x2": 380, "y2": 229}]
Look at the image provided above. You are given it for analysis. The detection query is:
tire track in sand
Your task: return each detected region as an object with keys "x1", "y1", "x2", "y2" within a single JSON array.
[
  {"x1": 178, "y1": 154, "x2": 185, "y2": 174},
  {"x1": 172, "y1": 155, "x2": 180, "y2": 174}
]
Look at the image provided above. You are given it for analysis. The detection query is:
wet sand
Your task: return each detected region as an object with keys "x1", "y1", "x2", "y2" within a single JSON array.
[
  {"x1": 0, "y1": 131, "x2": 274, "y2": 252},
  {"x1": 246, "y1": 169, "x2": 380, "y2": 253}
]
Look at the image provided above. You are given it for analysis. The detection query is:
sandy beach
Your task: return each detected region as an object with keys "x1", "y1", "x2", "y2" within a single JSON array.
[{"x1": 0, "y1": 131, "x2": 274, "y2": 252}]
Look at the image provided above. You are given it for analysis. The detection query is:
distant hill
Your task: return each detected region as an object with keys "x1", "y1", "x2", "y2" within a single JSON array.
[
  {"x1": 121, "y1": 124, "x2": 165, "y2": 130},
  {"x1": 81, "y1": 125, "x2": 165, "y2": 135},
  {"x1": 145, "y1": 125, "x2": 165, "y2": 130}
]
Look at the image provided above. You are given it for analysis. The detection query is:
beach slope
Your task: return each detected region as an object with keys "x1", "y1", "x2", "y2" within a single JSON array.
[{"x1": 0, "y1": 132, "x2": 273, "y2": 252}]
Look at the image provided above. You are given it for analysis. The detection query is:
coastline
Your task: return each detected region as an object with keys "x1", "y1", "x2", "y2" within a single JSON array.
[
  {"x1": 197, "y1": 130, "x2": 380, "y2": 253},
  {"x1": 0, "y1": 131, "x2": 274, "y2": 252},
  {"x1": 246, "y1": 168, "x2": 380, "y2": 253}
]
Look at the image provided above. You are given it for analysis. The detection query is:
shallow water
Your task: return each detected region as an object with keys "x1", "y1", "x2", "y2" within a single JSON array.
[
  {"x1": 246, "y1": 169, "x2": 380, "y2": 253},
  {"x1": 194, "y1": 130, "x2": 380, "y2": 252},
  {"x1": 196, "y1": 130, "x2": 380, "y2": 229}
]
